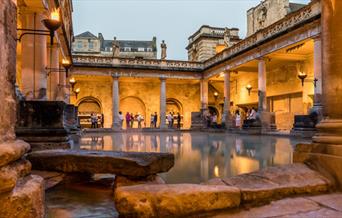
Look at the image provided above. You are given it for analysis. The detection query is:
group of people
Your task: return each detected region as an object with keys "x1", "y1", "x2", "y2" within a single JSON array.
[
  {"x1": 167, "y1": 112, "x2": 182, "y2": 129},
  {"x1": 90, "y1": 113, "x2": 104, "y2": 128},
  {"x1": 124, "y1": 112, "x2": 144, "y2": 129},
  {"x1": 204, "y1": 112, "x2": 218, "y2": 128}
]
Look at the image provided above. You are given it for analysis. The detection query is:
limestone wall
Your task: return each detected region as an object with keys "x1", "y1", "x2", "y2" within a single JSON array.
[{"x1": 71, "y1": 77, "x2": 201, "y2": 129}]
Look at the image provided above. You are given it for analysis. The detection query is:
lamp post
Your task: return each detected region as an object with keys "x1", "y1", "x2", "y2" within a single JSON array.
[
  {"x1": 17, "y1": 9, "x2": 62, "y2": 44},
  {"x1": 69, "y1": 77, "x2": 77, "y2": 90},
  {"x1": 246, "y1": 84, "x2": 252, "y2": 96}
]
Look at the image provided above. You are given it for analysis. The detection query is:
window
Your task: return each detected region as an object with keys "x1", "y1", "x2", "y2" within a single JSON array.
[
  {"x1": 138, "y1": 47, "x2": 145, "y2": 52},
  {"x1": 89, "y1": 41, "x2": 94, "y2": 49},
  {"x1": 147, "y1": 48, "x2": 152, "y2": 52},
  {"x1": 124, "y1": 47, "x2": 131, "y2": 52},
  {"x1": 77, "y1": 41, "x2": 82, "y2": 49},
  {"x1": 131, "y1": 48, "x2": 138, "y2": 52}
]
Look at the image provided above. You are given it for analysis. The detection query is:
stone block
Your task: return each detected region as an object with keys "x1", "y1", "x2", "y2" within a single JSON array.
[
  {"x1": 27, "y1": 149, "x2": 174, "y2": 178},
  {"x1": 0, "y1": 175, "x2": 45, "y2": 218},
  {"x1": 0, "y1": 140, "x2": 30, "y2": 167},
  {"x1": 0, "y1": 159, "x2": 31, "y2": 193},
  {"x1": 31, "y1": 170, "x2": 65, "y2": 190},
  {"x1": 114, "y1": 184, "x2": 240, "y2": 218},
  {"x1": 222, "y1": 164, "x2": 332, "y2": 203}
]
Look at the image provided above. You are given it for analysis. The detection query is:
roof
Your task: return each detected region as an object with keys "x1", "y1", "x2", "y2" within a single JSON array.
[
  {"x1": 102, "y1": 40, "x2": 155, "y2": 49},
  {"x1": 289, "y1": 3, "x2": 306, "y2": 13},
  {"x1": 75, "y1": 31, "x2": 97, "y2": 39}
]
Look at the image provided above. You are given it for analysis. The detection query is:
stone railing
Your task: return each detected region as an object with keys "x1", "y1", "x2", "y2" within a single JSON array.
[
  {"x1": 73, "y1": 56, "x2": 204, "y2": 71},
  {"x1": 203, "y1": 0, "x2": 321, "y2": 69}
]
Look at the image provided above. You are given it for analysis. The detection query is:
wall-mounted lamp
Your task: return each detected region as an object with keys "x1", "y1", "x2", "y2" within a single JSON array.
[
  {"x1": 69, "y1": 77, "x2": 77, "y2": 90},
  {"x1": 46, "y1": 58, "x2": 72, "y2": 76},
  {"x1": 17, "y1": 9, "x2": 62, "y2": 45},
  {"x1": 246, "y1": 84, "x2": 252, "y2": 96},
  {"x1": 74, "y1": 88, "x2": 80, "y2": 99},
  {"x1": 297, "y1": 72, "x2": 307, "y2": 87},
  {"x1": 214, "y1": 92, "x2": 219, "y2": 100}
]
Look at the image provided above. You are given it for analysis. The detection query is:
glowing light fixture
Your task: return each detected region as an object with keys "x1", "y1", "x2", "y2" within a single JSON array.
[{"x1": 246, "y1": 84, "x2": 252, "y2": 96}]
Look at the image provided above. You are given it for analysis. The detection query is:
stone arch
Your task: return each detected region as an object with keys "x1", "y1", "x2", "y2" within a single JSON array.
[
  {"x1": 166, "y1": 98, "x2": 183, "y2": 114},
  {"x1": 120, "y1": 96, "x2": 146, "y2": 128},
  {"x1": 76, "y1": 96, "x2": 103, "y2": 128},
  {"x1": 76, "y1": 96, "x2": 103, "y2": 114}
]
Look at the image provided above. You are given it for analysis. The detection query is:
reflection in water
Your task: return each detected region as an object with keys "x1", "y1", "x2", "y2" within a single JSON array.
[{"x1": 76, "y1": 132, "x2": 309, "y2": 184}]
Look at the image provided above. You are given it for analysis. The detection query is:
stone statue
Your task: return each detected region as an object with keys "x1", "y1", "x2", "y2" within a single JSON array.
[
  {"x1": 112, "y1": 37, "x2": 120, "y2": 57},
  {"x1": 223, "y1": 28, "x2": 232, "y2": 48},
  {"x1": 161, "y1": 40, "x2": 167, "y2": 60}
]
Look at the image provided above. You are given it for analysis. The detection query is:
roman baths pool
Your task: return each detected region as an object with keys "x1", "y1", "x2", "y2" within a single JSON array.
[{"x1": 46, "y1": 132, "x2": 310, "y2": 217}]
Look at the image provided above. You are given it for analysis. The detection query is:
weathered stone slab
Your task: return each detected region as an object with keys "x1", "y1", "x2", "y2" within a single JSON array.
[
  {"x1": 0, "y1": 175, "x2": 45, "y2": 218},
  {"x1": 221, "y1": 164, "x2": 331, "y2": 203},
  {"x1": 0, "y1": 159, "x2": 31, "y2": 193},
  {"x1": 114, "y1": 175, "x2": 165, "y2": 188},
  {"x1": 27, "y1": 149, "x2": 174, "y2": 178},
  {"x1": 307, "y1": 193, "x2": 342, "y2": 212},
  {"x1": 0, "y1": 140, "x2": 30, "y2": 167},
  {"x1": 114, "y1": 184, "x2": 240, "y2": 218},
  {"x1": 31, "y1": 170, "x2": 65, "y2": 190}
]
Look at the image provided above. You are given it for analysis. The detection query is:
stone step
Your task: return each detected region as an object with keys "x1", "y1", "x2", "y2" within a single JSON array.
[
  {"x1": 114, "y1": 184, "x2": 241, "y2": 218},
  {"x1": 27, "y1": 149, "x2": 174, "y2": 178},
  {"x1": 206, "y1": 163, "x2": 332, "y2": 204},
  {"x1": 0, "y1": 175, "x2": 45, "y2": 218}
]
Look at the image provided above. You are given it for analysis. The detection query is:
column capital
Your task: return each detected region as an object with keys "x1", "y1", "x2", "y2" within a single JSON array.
[
  {"x1": 111, "y1": 73, "x2": 120, "y2": 79},
  {"x1": 159, "y1": 76, "x2": 167, "y2": 81}
]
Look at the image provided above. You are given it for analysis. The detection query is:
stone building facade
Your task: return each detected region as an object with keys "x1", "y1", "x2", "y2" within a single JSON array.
[
  {"x1": 72, "y1": 31, "x2": 157, "y2": 59},
  {"x1": 187, "y1": 25, "x2": 241, "y2": 62},
  {"x1": 71, "y1": 0, "x2": 321, "y2": 132},
  {"x1": 247, "y1": 0, "x2": 306, "y2": 36}
]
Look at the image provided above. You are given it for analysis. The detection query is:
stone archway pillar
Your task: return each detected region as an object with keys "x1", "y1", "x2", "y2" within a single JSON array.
[
  {"x1": 223, "y1": 69, "x2": 231, "y2": 129},
  {"x1": 200, "y1": 79, "x2": 209, "y2": 113},
  {"x1": 311, "y1": 35, "x2": 323, "y2": 120},
  {"x1": 112, "y1": 75, "x2": 121, "y2": 130},
  {"x1": 159, "y1": 77, "x2": 167, "y2": 129}
]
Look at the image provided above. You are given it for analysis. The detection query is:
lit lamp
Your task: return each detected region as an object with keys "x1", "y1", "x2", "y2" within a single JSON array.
[
  {"x1": 74, "y1": 88, "x2": 80, "y2": 99},
  {"x1": 297, "y1": 72, "x2": 307, "y2": 87},
  {"x1": 62, "y1": 59, "x2": 72, "y2": 77},
  {"x1": 42, "y1": 9, "x2": 62, "y2": 45},
  {"x1": 69, "y1": 77, "x2": 77, "y2": 90},
  {"x1": 246, "y1": 84, "x2": 252, "y2": 96},
  {"x1": 214, "y1": 92, "x2": 219, "y2": 100}
]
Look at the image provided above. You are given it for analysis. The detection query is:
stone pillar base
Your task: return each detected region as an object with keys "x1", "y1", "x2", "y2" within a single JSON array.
[{"x1": 259, "y1": 111, "x2": 277, "y2": 133}]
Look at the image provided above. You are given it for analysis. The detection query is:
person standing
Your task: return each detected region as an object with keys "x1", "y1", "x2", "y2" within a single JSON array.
[
  {"x1": 150, "y1": 113, "x2": 154, "y2": 128},
  {"x1": 90, "y1": 113, "x2": 95, "y2": 128},
  {"x1": 177, "y1": 112, "x2": 181, "y2": 129},
  {"x1": 137, "y1": 113, "x2": 142, "y2": 129},
  {"x1": 125, "y1": 112, "x2": 131, "y2": 129},
  {"x1": 154, "y1": 112, "x2": 158, "y2": 128},
  {"x1": 94, "y1": 114, "x2": 98, "y2": 128},
  {"x1": 235, "y1": 110, "x2": 241, "y2": 129},
  {"x1": 171, "y1": 112, "x2": 175, "y2": 128},
  {"x1": 130, "y1": 113, "x2": 134, "y2": 128},
  {"x1": 167, "y1": 112, "x2": 172, "y2": 128}
]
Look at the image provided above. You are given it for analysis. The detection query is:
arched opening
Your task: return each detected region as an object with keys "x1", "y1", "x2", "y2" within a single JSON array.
[
  {"x1": 77, "y1": 97, "x2": 103, "y2": 128},
  {"x1": 120, "y1": 96, "x2": 146, "y2": 129},
  {"x1": 166, "y1": 98, "x2": 183, "y2": 128}
]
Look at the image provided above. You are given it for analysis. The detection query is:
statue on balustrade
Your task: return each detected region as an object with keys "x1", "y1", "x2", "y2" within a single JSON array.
[
  {"x1": 161, "y1": 40, "x2": 167, "y2": 60},
  {"x1": 112, "y1": 37, "x2": 120, "y2": 57}
]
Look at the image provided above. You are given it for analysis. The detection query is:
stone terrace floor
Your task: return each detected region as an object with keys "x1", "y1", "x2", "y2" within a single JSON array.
[{"x1": 212, "y1": 193, "x2": 342, "y2": 218}]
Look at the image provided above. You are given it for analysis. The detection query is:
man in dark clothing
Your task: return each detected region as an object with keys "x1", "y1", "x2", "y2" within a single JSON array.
[
  {"x1": 177, "y1": 112, "x2": 181, "y2": 129},
  {"x1": 154, "y1": 112, "x2": 158, "y2": 128}
]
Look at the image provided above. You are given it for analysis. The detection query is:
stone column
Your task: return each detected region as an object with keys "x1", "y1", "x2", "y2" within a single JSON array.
[
  {"x1": 258, "y1": 58, "x2": 272, "y2": 132},
  {"x1": 21, "y1": 12, "x2": 47, "y2": 100},
  {"x1": 258, "y1": 58, "x2": 267, "y2": 112},
  {"x1": 200, "y1": 79, "x2": 209, "y2": 112},
  {"x1": 47, "y1": 44, "x2": 59, "y2": 100},
  {"x1": 112, "y1": 75, "x2": 121, "y2": 130},
  {"x1": 223, "y1": 70, "x2": 231, "y2": 129},
  {"x1": 311, "y1": 36, "x2": 323, "y2": 118},
  {"x1": 159, "y1": 77, "x2": 167, "y2": 129}
]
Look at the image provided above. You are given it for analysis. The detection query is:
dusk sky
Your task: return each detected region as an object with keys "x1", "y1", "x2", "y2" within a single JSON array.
[{"x1": 72, "y1": 0, "x2": 311, "y2": 60}]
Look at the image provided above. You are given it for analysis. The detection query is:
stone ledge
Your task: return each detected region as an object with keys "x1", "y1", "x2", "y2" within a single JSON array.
[
  {"x1": 27, "y1": 149, "x2": 174, "y2": 178},
  {"x1": 0, "y1": 159, "x2": 31, "y2": 193},
  {"x1": 208, "y1": 164, "x2": 332, "y2": 203},
  {"x1": 0, "y1": 140, "x2": 30, "y2": 167},
  {"x1": 0, "y1": 175, "x2": 45, "y2": 218},
  {"x1": 114, "y1": 184, "x2": 240, "y2": 218}
]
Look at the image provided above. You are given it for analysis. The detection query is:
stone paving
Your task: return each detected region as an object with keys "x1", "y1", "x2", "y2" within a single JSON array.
[{"x1": 212, "y1": 193, "x2": 342, "y2": 218}]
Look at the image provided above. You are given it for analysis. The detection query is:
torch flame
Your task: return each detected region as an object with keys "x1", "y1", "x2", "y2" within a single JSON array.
[
  {"x1": 75, "y1": 88, "x2": 80, "y2": 93},
  {"x1": 50, "y1": 9, "x2": 60, "y2": 21},
  {"x1": 62, "y1": 59, "x2": 70, "y2": 65}
]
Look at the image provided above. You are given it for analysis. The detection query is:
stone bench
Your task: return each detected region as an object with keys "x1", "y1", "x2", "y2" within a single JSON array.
[{"x1": 27, "y1": 149, "x2": 174, "y2": 179}]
